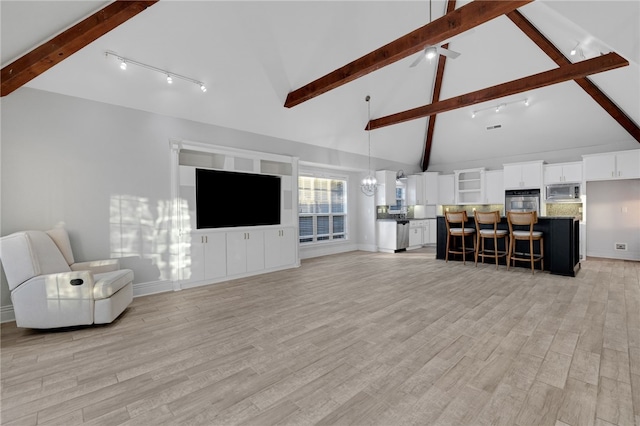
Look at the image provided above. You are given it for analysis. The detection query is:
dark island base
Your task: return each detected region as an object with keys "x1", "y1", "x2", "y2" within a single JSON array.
[{"x1": 436, "y1": 216, "x2": 580, "y2": 277}]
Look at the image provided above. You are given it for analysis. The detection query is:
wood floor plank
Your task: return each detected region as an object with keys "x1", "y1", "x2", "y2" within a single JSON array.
[{"x1": 0, "y1": 251, "x2": 637, "y2": 425}]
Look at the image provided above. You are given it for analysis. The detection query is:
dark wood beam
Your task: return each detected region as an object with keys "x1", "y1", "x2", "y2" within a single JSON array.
[
  {"x1": 1, "y1": 0, "x2": 158, "y2": 97},
  {"x1": 506, "y1": 10, "x2": 640, "y2": 143},
  {"x1": 422, "y1": 0, "x2": 457, "y2": 172},
  {"x1": 284, "y1": 0, "x2": 533, "y2": 108},
  {"x1": 367, "y1": 52, "x2": 628, "y2": 130}
]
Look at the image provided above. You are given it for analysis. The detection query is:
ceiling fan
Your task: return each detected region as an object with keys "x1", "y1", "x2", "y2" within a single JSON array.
[{"x1": 409, "y1": 0, "x2": 468, "y2": 67}]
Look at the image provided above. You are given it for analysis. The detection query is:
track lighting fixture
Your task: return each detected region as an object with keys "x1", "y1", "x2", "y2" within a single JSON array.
[
  {"x1": 570, "y1": 42, "x2": 579, "y2": 56},
  {"x1": 105, "y1": 51, "x2": 206, "y2": 93},
  {"x1": 471, "y1": 98, "x2": 529, "y2": 118}
]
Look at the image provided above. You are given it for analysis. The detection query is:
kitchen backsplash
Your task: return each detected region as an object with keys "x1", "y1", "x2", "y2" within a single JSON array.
[{"x1": 546, "y1": 203, "x2": 583, "y2": 220}]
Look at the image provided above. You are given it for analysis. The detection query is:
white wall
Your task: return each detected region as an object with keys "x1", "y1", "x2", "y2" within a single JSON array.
[
  {"x1": 0, "y1": 88, "x2": 413, "y2": 310},
  {"x1": 586, "y1": 179, "x2": 640, "y2": 260}
]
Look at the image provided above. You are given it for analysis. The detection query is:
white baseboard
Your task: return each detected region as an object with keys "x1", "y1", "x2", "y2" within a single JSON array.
[
  {"x1": 1, "y1": 305, "x2": 15, "y2": 323},
  {"x1": 357, "y1": 243, "x2": 378, "y2": 253},
  {"x1": 133, "y1": 280, "x2": 174, "y2": 297}
]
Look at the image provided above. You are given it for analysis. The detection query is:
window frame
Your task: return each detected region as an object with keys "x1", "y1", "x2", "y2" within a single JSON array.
[{"x1": 298, "y1": 171, "x2": 348, "y2": 245}]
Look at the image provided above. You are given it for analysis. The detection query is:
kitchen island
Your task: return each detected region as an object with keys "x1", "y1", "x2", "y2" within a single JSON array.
[{"x1": 436, "y1": 215, "x2": 580, "y2": 276}]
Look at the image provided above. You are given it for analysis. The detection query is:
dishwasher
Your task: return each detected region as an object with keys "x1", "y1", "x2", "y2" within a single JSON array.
[{"x1": 396, "y1": 220, "x2": 410, "y2": 251}]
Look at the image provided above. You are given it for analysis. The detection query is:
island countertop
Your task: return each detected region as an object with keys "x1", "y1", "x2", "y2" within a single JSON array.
[{"x1": 436, "y1": 215, "x2": 580, "y2": 276}]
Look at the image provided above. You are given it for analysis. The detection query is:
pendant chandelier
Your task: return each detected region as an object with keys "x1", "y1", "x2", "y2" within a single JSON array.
[{"x1": 361, "y1": 95, "x2": 377, "y2": 196}]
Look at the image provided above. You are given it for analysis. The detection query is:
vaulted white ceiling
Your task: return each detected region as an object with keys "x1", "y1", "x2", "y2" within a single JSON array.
[{"x1": 2, "y1": 1, "x2": 639, "y2": 171}]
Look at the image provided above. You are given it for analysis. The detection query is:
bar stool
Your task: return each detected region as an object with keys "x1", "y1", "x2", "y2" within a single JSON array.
[
  {"x1": 474, "y1": 210, "x2": 509, "y2": 269},
  {"x1": 445, "y1": 211, "x2": 475, "y2": 265},
  {"x1": 507, "y1": 211, "x2": 544, "y2": 274}
]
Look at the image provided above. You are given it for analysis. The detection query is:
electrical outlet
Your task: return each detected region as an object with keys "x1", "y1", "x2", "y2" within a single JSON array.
[{"x1": 615, "y1": 243, "x2": 627, "y2": 251}]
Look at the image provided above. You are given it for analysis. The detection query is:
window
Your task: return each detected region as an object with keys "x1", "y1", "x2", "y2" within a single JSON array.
[{"x1": 299, "y1": 175, "x2": 347, "y2": 244}]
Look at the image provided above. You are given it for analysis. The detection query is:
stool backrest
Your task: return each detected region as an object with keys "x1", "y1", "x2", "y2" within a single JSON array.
[
  {"x1": 445, "y1": 211, "x2": 467, "y2": 225},
  {"x1": 507, "y1": 211, "x2": 537, "y2": 234},
  {"x1": 474, "y1": 210, "x2": 500, "y2": 228}
]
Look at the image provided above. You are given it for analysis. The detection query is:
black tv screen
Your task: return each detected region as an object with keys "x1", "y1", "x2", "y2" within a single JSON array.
[{"x1": 196, "y1": 168, "x2": 281, "y2": 228}]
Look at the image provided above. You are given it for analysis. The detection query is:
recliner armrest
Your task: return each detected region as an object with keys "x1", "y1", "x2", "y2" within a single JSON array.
[
  {"x1": 12, "y1": 270, "x2": 95, "y2": 300},
  {"x1": 71, "y1": 259, "x2": 120, "y2": 274}
]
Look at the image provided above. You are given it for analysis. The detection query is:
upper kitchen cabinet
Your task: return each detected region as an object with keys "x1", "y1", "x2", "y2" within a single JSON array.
[
  {"x1": 455, "y1": 168, "x2": 485, "y2": 204},
  {"x1": 484, "y1": 170, "x2": 504, "y2": 204},
  {"x1": 423, "y1": 172, "x2": 439, "y2": 205},
  {"x1": 583, "y1": 149, "x2": 640, "y2": 181},
  {"x1": 544, "y1": 162, "x2": 582, "y2": 184},
  {"x1": 406, "y1": 174, "x2": 424, "y2": 205},
  {"x1": 438, "y1": 174, "x2": 455, "y2": 205},
  {"x1": 406, "y1": 172, "x2": 439, "y2": 205},
  {"x1": 375, "y1": 170, "x2": 397, "y2": 206},
  {"x1": 503, "y1": 161, "x2": 544, "y2": 189}
]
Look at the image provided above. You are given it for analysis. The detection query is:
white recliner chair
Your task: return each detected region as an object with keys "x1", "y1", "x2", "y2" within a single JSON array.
[{"x1": 0, "y1": 228, "x2": 133, "y2": 329}]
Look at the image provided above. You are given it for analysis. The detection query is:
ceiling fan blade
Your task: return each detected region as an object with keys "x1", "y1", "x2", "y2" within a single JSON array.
[
  {"x1": 409, "y1": 51, "x2": 427, "y2": 68},
  {"x1": 437, "y1": 46, "x2": 461, "y2": 59}
]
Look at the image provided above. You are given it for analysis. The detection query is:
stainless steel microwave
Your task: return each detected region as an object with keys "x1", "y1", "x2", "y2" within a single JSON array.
[{"x1": 545, "y1": 183, "x2": 581, "y2": 202}]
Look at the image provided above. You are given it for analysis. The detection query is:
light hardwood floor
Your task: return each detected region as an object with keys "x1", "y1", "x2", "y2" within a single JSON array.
[{"x1": 1, "y1": 250, "x2": 639, "y2": 425}]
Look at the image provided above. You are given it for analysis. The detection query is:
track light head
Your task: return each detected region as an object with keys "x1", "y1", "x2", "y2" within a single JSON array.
[
  {"x1": 200, "y1": 84, "x2": 207, "y2": 93},
  {"x1": 119, "y1": 60, "x2": 127, "y2": 70},
  {"x1": 166, "y1": 75, "x2": 173, "y2": 84}
]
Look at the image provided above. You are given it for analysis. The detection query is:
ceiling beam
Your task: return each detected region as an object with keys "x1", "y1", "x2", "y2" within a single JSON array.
[
  {"x1": 422, "y1": 0, "x2": 457, "y2": 172},
  {"x1": 367, "y1": 52, "x2": 628, "y2": 130},
  {"x1": 1, "y1": 0, "x2": 158, "y2": 97},
  {"x1": 284, "y1": 0, "x2": 533, "y2": 108},
  {"x1": 506, "y1": 10, "x2": 640, "y2": 143}
]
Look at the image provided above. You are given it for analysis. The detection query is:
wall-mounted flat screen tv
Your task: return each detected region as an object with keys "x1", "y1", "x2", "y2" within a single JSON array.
[{"x1": 196, "y1": 168, "x2": 281, "y2": 229}]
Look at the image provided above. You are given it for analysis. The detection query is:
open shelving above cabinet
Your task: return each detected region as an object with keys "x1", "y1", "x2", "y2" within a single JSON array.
[{"x1": 454, "y1": 168, "x2": 485, "y2": 204}]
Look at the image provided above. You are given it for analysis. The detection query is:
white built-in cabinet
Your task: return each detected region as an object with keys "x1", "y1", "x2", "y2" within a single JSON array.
[
  {"x1": 503, "y1": 161, "x2": 543, "y2": 189},
  {"x1": 423, "y1": 172, "x2": 439, "y2": 205},
  {"x1": 582, "y1": 150, "x2": 640, "y2": 181},
  {"x1": 226, "y1": 230, "x2": 265, "y2": 276},
  {"x1": 264, "y1": 228, "x2": 296, "y2": 269},
  {"x1": 173, "y1": 140, "x2": 299, "y2": 290},
  {"x1": 484, "y1": 170, "x2": 504, "y2": 204},
  {"x1": 407, "y1": 219, "x2": 436, "y2": 249},
  {"x1": 455, "y1": 168, "x2": 485, "y2": 204},
  {"x1": 437, "y1": 174, "x2": 455, "y2": 205},
  {"x1": 189, "y1": 233, "x2": 227, "y2": 282},
  {"x1": 375, "y1": 170, "x2": 397, "y2": 206},
  {"x1": 544, "y1": 162, "x2": 582, "y2": 184}
]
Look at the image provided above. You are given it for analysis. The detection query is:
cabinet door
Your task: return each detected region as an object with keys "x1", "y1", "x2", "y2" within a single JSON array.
[
  {"x1": 616, "y1": 150, "x2": 640, "y2": 179},
  {"x1": 187, "y1": 235, "x2": 206, "y2": 282},
  {"x1": 226, "y1": 231, "x2": 248, "y2": 276},
  {"x1": 375, "y1": 170, "x2": 396, "y2": 205},
  {"x1": 561, "y1": 163, "x2": 582, "y2": 183},
  {"x1": 406, "y1": 175, "x2": 420, "y2": 205},
  {"x1": 204, "y1": 233, "x2": 227, "y2": 279},
  {"x1": 437, "y1": 174, "x2": 455, "y2": 205},
  {"x1": 426, "y1": 219, "x2": 437, "y2": 244},
  {"x1": 245, "y1": 231, "x2": 265, "y2": 273},
  {"x1": 423, "y1": 172, "x2": 439, "y2": 205},
  {"x1": 520, "y1": 163, "x2": 542, "y2": 188},
  {"x1": 584, "y1": 154, "x2": 615, "y2": 181},
  {"x1": 485, "y1": 170, "x2": 504, "y2": 204},
  {"x1": 264, "y1": 228, "x2": 296, "y2": 269},
  {"x1": 409, "y1": 227, "x2": 423, "y2": 247},
  {"x1": 543, "y1": 164, "x2": 564, "y2": 184},
  {"x1": 503, "y1": 165, "x2": 522, "y2": 189}
]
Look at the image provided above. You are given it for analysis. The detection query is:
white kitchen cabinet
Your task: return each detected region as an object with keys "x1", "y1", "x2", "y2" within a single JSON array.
[
  {"x1": 226, "y1": 230, "x2": 265, "y2": 276},
  {"x1": 188, "y1": 232, "x2": 227, "y2": 282},
  {"x1": 583, "y1": 150, "x2": 640, "y2": 181},
  {"x1": 437, "y1": 174, "x2": 455, "y2": 205},
  {"x1": 423, "y1": 172, "x2": 439, "y2": 205},
  {"x1": 544, "y1": 162, "x2": 582, "y2": 184},
  {"x1": 375, "y1": 170, "x2": 397, "y2": 206},
  {"x1": 484, "y1": 170, "x2": 504, "y2": 204},
  {"x1": 408, "y1": 224, "x2": 423, "y2": 249},
  {"x1": 455, "y1": 168, "x2": 485, "y2": 205},
  {"x1": 425, "y1": 219, "x2": 437, "y2": 244},
  {"x1": 503, "y1": 161, "x2": 543, "y2": 189},
  {"x1": 406, "y1": 174, "x2": 424, "y2": 205},
  {"x1": 264, "y1": 228, "x2": 296, "y2": 269}
]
